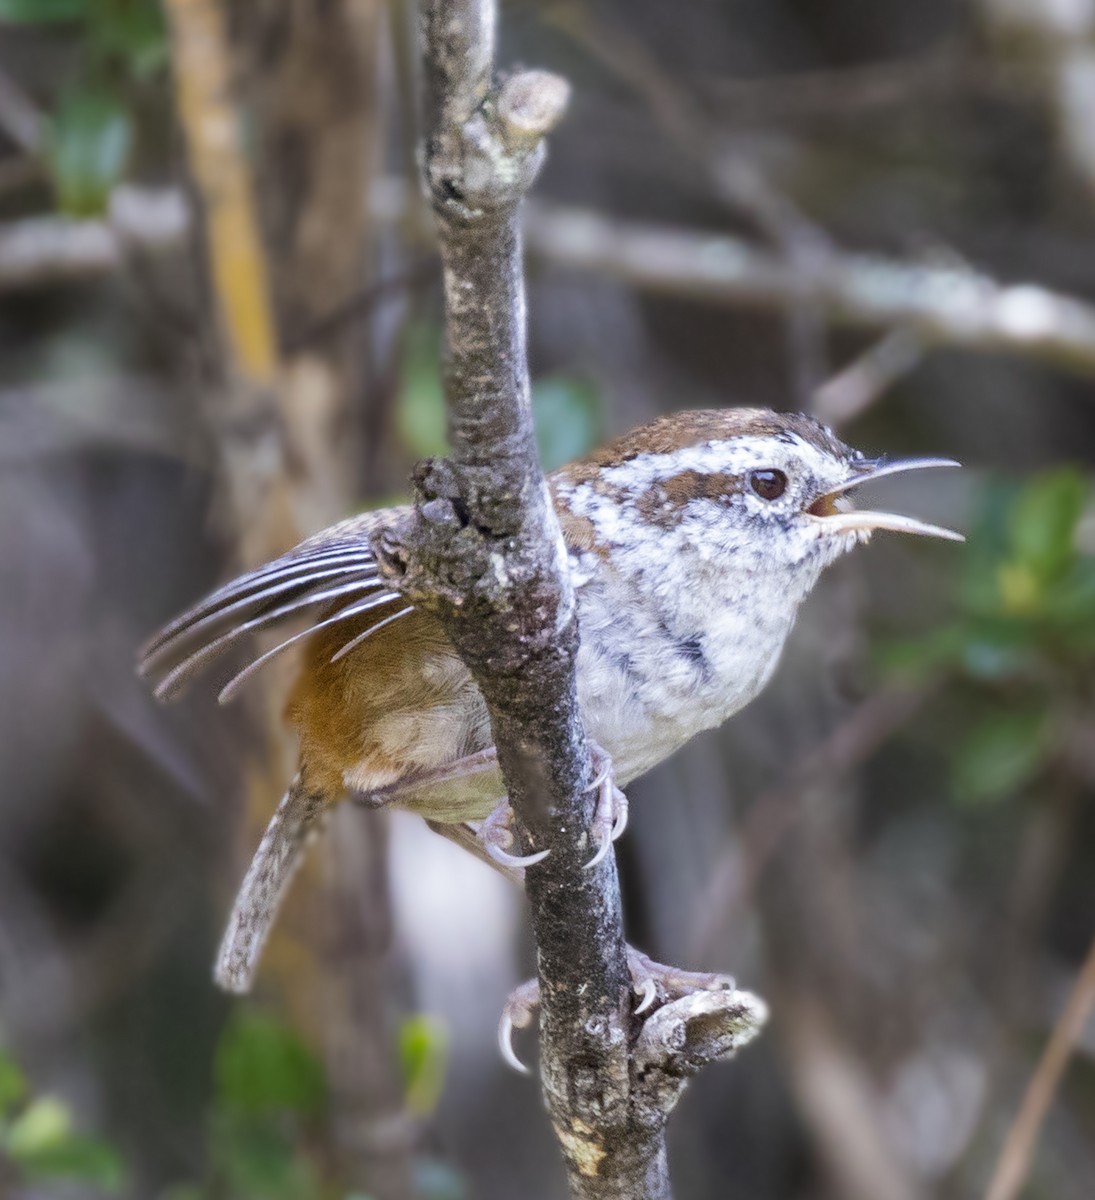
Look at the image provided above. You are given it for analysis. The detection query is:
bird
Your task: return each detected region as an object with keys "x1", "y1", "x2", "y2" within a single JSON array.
[{"x1": 139, "y1": 407, "x2": 961, "y2": 1003}]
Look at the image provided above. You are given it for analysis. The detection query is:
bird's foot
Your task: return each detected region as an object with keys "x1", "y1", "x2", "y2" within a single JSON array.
[
  {"x1": 626, "y1": 949, "x2": 736, "y2": 1016},
  {"x1": 475, "y1": 745, "x2": 626, "y2": 872},
  {"x1": 583, "y1": 744, "x2": 628, "y2": 870},
  {"x1": 477, "y1": 799, "x2": 550, "y2": 871},
  {"x1": 498, "y1": 946, "x2": 734, "y2": 1073},
  {"x1": 497, "y1": 977, "x2": 541, "y2": 1074}
]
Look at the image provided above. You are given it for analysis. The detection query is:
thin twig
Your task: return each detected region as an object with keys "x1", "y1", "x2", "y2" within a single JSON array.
[
  {"x1": 814, "y1": 330, "x2": 925, "y2": 428},
  {"x1": 282, "y1": 254, "x2": 437, "y2": 353},
  {"x1": 384, "y1": 5, "x2": 640, "y2": 1190},
  {"x1": 545, "y1": 0, "x2": 829, "y2": 400},
  {"x1": 985, "y1": 928, "x2": 1095, "y2": 1200},
  {"x1": 691, "y1": 681, "x2": 933, "y2": 963},
  {"x1": 0, "y1": 68, "x2": 44, "y2": 154}
]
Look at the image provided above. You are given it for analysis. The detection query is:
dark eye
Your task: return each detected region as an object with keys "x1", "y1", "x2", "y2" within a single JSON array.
[{"x1": 750, "y1": 469, "x2": 787, "y2": 501}]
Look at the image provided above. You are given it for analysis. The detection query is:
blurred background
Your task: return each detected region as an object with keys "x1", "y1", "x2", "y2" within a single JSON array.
[{"x1": 2, "y1": 0, "x2": 1095, "y2": 1197}]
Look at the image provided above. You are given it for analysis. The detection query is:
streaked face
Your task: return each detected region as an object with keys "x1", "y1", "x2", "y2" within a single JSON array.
[{"x1": 554, "y1": 410, "x2": 961, "y2": 584}]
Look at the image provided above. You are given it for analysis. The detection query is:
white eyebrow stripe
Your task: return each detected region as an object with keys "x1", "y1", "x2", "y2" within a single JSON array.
[{"x1": 596, "y1": 434, "x2": 833, "y2": 490}]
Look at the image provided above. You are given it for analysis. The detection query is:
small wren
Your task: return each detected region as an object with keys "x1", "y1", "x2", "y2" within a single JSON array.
[{"x1": 140, "y1": 407, "x2": 961, "y2": 995}]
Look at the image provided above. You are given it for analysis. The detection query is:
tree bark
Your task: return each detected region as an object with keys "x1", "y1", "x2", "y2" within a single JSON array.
[{"x1": 373, "y1": 3, "x2": 766, "y2": 1196}]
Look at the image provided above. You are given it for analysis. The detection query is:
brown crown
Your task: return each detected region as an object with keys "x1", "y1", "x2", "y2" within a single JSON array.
[{"x1": 554, "y1": 408, "x2": 850, "y2": 486}]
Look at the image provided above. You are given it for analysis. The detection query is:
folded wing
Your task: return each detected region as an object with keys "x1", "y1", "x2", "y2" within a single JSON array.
[{"x1": 138, "y1": 536, "x2": 413, "y2": 704}]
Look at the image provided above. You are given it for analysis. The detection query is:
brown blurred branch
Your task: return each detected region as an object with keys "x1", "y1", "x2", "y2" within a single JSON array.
[
  {"x1": 166, "y1": 0, "x2": 278, "y2": 387},
  {"x1": 163, "y1": 1, "x2": 411, "y2": 1195},
  {"x1": 978, "y1": 0, "x2": 1095, "y2": 199},
  {"x1": 780, "y1": 997, "x2": 928, "y2": 1200},
  {"x1": 985, "y1": 927, "x2": 1095, "y2": 1200}
]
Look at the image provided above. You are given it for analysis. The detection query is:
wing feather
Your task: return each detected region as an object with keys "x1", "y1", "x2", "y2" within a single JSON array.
[
  {"x1": 140, "y1": 545, "x2": 377, "y2": 661},
  {"x1": 328, "y1": 605, "x2": 416, "y2": 664},
  {"x1": 216, "y1": 591, "x2": 406, "y2": 704},
  {"x1": 139, "y1": 532, "x2": 414, "y2": 703},
  {"x1": 140, "y1": 565, "x2": 381, "y2": 673}
]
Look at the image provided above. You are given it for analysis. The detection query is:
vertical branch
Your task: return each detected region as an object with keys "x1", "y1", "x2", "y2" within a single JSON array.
[
  {"x1": 380, "y1": 0, "x2": 643, "y2": 1193},
  {"x1": 375, "y1": 3, "x2": 765, "y2": 1197},
  {"x1": 166, "y1": 0, "x2": 278, "y2": 388},
  {"x1": 233, "y1": 4, "x2": 413, "y2": 1193},
  {"x1": 163, "y1": 0, "x2": 295, "y2": 572}
]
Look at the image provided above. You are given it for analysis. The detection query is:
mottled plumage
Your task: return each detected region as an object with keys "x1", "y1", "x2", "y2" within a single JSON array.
[{"x1": 139, "y1": 408, "x2": 960, "y2": 992}]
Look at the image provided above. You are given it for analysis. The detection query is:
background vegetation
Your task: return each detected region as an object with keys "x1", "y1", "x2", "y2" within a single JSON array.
[{"x1": 2, "y1": 0, "x2": 1094, "y2": 1197}]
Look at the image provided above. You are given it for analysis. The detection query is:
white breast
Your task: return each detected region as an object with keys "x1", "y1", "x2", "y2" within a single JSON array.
[{"x1": 572, "y1": 552, "x2": 807, "y2": 785}]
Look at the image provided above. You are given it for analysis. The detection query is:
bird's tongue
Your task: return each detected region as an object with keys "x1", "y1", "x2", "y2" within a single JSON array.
[{"x1": 806, "y1": 492, "x2": 854, "y2": 518}]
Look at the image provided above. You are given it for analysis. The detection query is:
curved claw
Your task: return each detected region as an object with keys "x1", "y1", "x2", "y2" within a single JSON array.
[
  {"x1": 497, "y1": 1012, "x2": 531, "y2": 1076},
  {"x1": 611, "y1": 791, "x2": 629, "y2": 841},
  {"x1": 633, "y1": 976, "x2": 657, "y2": 1015},
  {"x1": 588, "y1": 760, "x2": 611, "y2": 794},
  {"x1": 486, "y1": 842, "x2": 550, "y2": 870},
  {"x1": 582, "y1": 834, "x2": 612, "y2": 871},
  {"x1": 583, "y1": 777, "x2": 629, "y2": 869}
]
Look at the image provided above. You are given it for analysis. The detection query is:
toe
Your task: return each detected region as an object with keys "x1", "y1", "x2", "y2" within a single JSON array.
[
  {"x1": 486, "y1": 842, "x2": 550, "y2": 869},
  {"x1": 498, "y1": 1012, "x2": 531, "y2": 1075},
  {"x1": 610, "y1": 789, "x2": 629, "y2": 841},
  {"x1": 633, "y1": 976, "x2": 657, "y2": 1015}
]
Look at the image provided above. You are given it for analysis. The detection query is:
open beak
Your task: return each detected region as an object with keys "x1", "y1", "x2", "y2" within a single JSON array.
[{"x1": 807, "y1": 457, "x2": 964, "y2": 542}]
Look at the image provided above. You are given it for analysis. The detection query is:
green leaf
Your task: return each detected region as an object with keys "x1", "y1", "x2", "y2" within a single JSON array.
[
  {"x1": 215, "y1": 1115, "x2": 316, "y2": 1200},
  {"x1": 90, "y1": 0, "x2": 168, "y2": 76},
  {"x1": 396, "y1": 326, "x2": 448, "y2": 459},
  {"x1": 1041, "y1": 559, "x2": 1095, "y2": 628},
  {"x1": 5, "y1": 1097, "x2": 123, "y2": 1192},
  {"x1": 399, "y1": 1016, "x2": 448, "y2": 1118},
  {"x1": 879, "y1": 624, "x2": 967, "y2": 677},
  {"x1": 532, "y1": 376, "x2": 602, "y2": 471},
  {"x1": 959, "y1": 480, "x2": 1022, "y2": 616},
  {"x1": 0, "y1": 1049, "x2": 27, "y2": 1115},
  {"x1": 952, "y1": 707, "x2": 1051, "y2": 805},
  {"x1": 0, "y1": 0, "x2": 88, "y2": 22},
  {"x1": 1007, "y1": 471, "x2": 1087, "y2": 588},
  {"x1": 214, "y1": 1013, "x2": 327, "y2": 1118},
  {"x1": 13, "y1": 1133, "x2": 125, "y2": 1191},
  {"x1": 5, "y1": 1096, "x2": 71, "y2": 1155},
  {"x1": 47, "y1": 88, "x2": 133, "y2": 216},
  {"x1": 160, "y1": 1187, "x2": 205, "y2": 1200}
]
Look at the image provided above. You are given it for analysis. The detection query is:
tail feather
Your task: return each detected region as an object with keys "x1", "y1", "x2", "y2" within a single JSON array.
[{"x1": 214, "y1": 773, "x2": 328, "y2": 993}]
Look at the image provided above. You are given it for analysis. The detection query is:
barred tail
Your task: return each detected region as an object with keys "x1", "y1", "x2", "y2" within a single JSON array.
[{"x1": 214, "y1": 773, "x2": 327, "y2": 993}]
